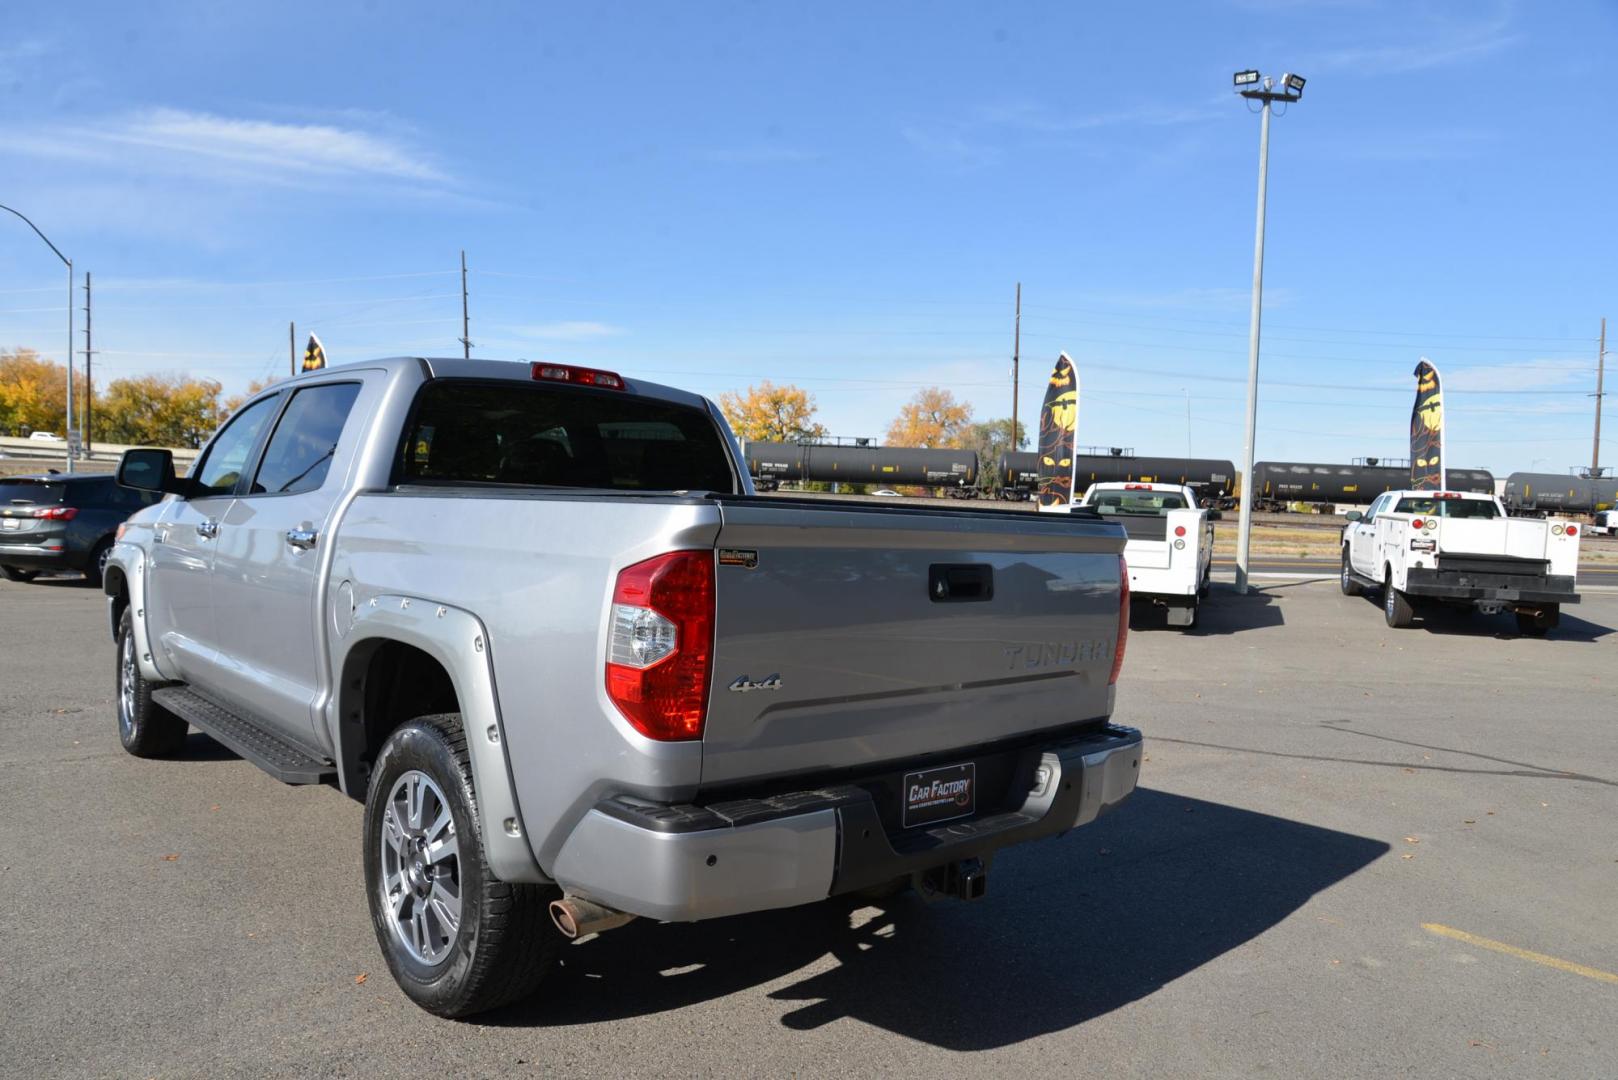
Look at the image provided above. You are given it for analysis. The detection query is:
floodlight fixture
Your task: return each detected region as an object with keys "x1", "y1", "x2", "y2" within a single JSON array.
[
  {"x1": 1284, "y1": 73, "x2": 1306, "y2": 95},
  {"x1": 1233, "y1": 69, "x2": 1260, "y2": 88}
]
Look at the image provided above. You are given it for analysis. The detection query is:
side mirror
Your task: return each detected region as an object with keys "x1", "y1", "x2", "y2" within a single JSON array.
[
  {"x1": 117, "y1": 448, "x2": 185, "y2": 496},
  {"x1": 1207, "y1": 510, "x2": 1223, "y2": 521},
  {"x1": 1344, "y1": 510, "x2": 1363, "y2": 522}
]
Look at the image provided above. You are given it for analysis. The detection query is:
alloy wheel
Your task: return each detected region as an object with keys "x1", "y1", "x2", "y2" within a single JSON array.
[{"x1": 378, "y1": 769, "x2": 463, "y2": 966}]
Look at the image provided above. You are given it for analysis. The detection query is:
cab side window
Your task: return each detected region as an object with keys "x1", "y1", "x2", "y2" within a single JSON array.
[
  {"x1": 191, "y1": 395, "x2": 281, "y2": 498},
  {"x1": 251, "y1": 383, "x2": 362, "y2": 496}
]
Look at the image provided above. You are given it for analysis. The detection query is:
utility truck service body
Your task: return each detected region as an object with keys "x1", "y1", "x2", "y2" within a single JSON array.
[
  {"x1": 1339, "y1": 489, "x2": 1580, "y2": 634},
  {"x1": 103, "y1": 357, "x2": 1140, "y2": 1017},
  {"x1": 1073, "y1": 482, "x2": 1213, "y2": 628}
]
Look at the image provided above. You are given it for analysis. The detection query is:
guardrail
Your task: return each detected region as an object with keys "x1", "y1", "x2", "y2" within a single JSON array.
[{"x1": 0, "y1": 435, "x2": 200, "y2": 466}]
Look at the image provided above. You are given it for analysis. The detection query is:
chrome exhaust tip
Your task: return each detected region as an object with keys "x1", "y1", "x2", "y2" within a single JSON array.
[{"x1": 549, "y1": 895, "x2": 637, "y2": 939}]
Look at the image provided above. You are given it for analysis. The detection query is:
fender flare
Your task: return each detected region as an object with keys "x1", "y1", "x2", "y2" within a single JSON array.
[{"x1": 333, "y1": 594, "x2": 548, "y2": 884}]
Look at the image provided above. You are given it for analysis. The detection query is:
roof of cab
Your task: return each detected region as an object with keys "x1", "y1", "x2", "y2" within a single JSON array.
[{"x1": 299, "y1": 356, "x2": 711, "y2": 412}]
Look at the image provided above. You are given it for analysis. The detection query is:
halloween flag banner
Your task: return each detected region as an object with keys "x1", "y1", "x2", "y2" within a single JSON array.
[
  {"x1": 1410, "y1": 357, "x2": 1444, "y2": 490},
  {"x1": 302, "y1": 333, "x2": 327, "y2": 372},
  {"x1": 1037, "y1": 352, "x2": 1079, "y2": 510}
]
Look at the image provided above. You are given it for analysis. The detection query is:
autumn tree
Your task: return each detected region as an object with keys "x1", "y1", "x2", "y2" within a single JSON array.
[
  {"x1": 95, "y1": 374, "x2": 224, "y2": 449},
  {"x1": 718, "y1": 380, "x2": 827, "y2": 444},
  {"x1": 885, "y1": 387, "x2": 974, "y2": 449},
  {"x1": 223, "y1": 377, "x2": 280, "y2": 415},
  {"x1": 0, "y1": 348, "x2": 86, "y2": 436}
]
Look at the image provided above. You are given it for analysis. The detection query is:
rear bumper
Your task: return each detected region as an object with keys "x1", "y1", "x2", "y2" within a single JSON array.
[
  {"x1": 0, "y1": 542, "x2": 74, "y2": 570},
  {"x1": 1405, "y1": 568, "x2": 1578, "y2": 605},
  {"x1": 548, "y1": 724, "x2": 1142, "y2": 922}
]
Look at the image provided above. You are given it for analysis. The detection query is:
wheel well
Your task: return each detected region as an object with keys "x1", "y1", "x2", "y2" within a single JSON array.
[
  {"x1": 105, "y1": 566, "x2": 129, "y2": 637},
  {"x1": 339, "y1": 640, "x2": 460, "y2": 798}
]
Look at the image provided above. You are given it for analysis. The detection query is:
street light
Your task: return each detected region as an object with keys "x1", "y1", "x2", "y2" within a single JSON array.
[
  {"x1": 1231, "y1": 69, "x2": 1306, "y2": 593},
  {"x1": 0, "y1": 203, "x2": 74, "y2": 474}
]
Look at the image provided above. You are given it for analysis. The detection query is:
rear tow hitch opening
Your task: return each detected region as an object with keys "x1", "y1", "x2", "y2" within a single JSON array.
[{"x1": 916, "y1": 857, "x2": 988, "y2": 902}]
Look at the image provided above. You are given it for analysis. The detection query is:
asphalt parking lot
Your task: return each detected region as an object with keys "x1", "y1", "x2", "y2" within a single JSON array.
[{"x1": 3, "y1": 573, "x2": 1615, "y2": 1078}]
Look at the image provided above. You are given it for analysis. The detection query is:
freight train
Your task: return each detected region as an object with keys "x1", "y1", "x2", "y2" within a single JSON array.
[
  {"x1": 997, "y1": 452, "x2": 1237, "y2": 504},
  {"x1": 1501, "y1": 473, "x2": 1618, "y2": 515},
  {"x1": 744, "y1": 441, "x2": 979, "y2": 490},
  {"x1": 1245, "y1": 461, "x2": 1494, "y2": 510}
]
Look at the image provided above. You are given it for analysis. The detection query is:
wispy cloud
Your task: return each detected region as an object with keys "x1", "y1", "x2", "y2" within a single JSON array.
[
  {"x1": 503, "y1": 321, "x2": 627, "y2": 341},
  {"x1": 2, "y1": 107, "x2": 450, "y2": 188},
  {"x1": 1442, "y1": 356, "x2": 1592, "y2": 394},
  {"x1": 903, "y1": 96, "x2": 1223, "y2": 166},
  {"x1": 1313, "y1": 5, "x2": 1517, "y2": 76}
]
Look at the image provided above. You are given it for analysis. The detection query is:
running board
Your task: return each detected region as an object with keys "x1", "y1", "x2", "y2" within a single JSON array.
[{"x1": 151, "y1": 687, "x2": 336, "y2": 784}]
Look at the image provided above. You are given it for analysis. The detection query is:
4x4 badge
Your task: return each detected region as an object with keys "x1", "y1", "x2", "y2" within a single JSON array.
[{"x1": 728, "y1": 674, "x2": 782, "y2": 693}]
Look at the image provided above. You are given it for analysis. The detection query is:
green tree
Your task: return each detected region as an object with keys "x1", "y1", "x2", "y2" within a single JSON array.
[{"x1": 959, "y1": 418, "x2": 1028, "y2": 493}]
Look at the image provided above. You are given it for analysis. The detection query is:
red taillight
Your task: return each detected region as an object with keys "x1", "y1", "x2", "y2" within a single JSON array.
[
  {"x1": 1109, "y1": 555, "x2": 1129, "y2": 686},
  {"x1": 33, "y1": 506, "x2": 77, "y2": 521},
  {"x1": 605, "y1": 551, "x2": 714, "y2": 740},
  {"x1": 531, "y1": 363, "x2": 625, "y2": 390},
  {"x1": 1173, "y1": 525, "x2": 1186, "y2": 537},
  {"x1": 1125, "y1": 484, "x2": 1151, "y2": 490},
  {"x1": 1565, "y1": 525, "x2": 1577, "y2": 537},
  {"x1": 1411, "y1": 518, "x2": 1424, "y2": 530}
]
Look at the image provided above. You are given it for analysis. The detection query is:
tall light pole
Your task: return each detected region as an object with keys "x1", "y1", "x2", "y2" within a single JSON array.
[
  {"x1": 0, "y1": 203, "x2": 75, "y2": 474},
  {"x1": 1231, "y1": 70, "x2": 1305, "y2": 593}
]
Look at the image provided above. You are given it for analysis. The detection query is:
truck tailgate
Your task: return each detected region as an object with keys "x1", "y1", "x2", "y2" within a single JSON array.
[{"x1": 702, "y1": 498, "x2": 1126, "y2": 786}]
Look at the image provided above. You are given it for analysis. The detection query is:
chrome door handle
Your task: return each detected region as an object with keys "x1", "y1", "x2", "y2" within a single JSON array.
[
  {"x1": 286, "y1": 527, "x2": 318, "y2": 551},
  {"x1": 195, "y1": 520, "x2": 219, "y2": 540}
]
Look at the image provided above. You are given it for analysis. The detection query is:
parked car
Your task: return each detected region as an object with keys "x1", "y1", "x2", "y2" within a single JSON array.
[
  {"x1": 0, "y1": 474, "x2": 163, "y2": 585},
  {"x1": 27, "y1": 431, "x2": 64, "y2": 442},
  {"x1": 1340, "y1": 489, "x2": 1580, "y2": 634},
  {"x1": 104, "y1": 356, "x2": 1140, "y2": 1018},
  {"x1": 870, "y1": 488, "x2": 902, "y2": 496},
  {"x1": 1073, "y1": 481, "x2": 1213, "y2": 628}
]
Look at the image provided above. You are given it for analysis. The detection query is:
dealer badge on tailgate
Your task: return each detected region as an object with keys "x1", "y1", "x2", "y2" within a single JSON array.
[{"x1": 903, "y1": 762, "x2": 976, "y2": 828}]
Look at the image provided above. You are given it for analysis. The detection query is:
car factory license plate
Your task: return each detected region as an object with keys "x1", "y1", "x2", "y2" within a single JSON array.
[
  {"x1": 902, "y1": 762, "x2": 976, "y2": 828},
  {"x1": 1, "y1": 517, "x2": 18, "y2": 530}
]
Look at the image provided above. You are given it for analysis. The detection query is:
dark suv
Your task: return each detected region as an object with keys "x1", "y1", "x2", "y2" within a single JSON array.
[{"x1": 0, "y1": 474, "x2": 163, "y2": 586}]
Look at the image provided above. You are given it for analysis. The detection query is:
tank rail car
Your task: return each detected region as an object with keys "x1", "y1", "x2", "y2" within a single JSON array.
[
  {"x1": 1245, "y1": 461, "x2": 1494, "y2": 511},
  {"x1": 744, "y1": 442, "x2": 978, "y2": 491},
  {"x1": 1501, "y1": 473, "x2": 1618, "y2": 516},
  {"x1": 997, "y1": 453, "x2": 1237, "y2": 504}
]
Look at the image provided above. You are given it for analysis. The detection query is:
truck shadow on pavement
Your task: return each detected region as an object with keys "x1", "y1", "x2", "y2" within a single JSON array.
[
  {"x1": 489, "y1": 789, "x2": 1387, "y2": 1049},
  {"x1": 1351, "y1": 593, "x2": 1614, "y2": 642},
  {"x1": 1131, "y1": 585, "x2": 1284, "y2": 636}
]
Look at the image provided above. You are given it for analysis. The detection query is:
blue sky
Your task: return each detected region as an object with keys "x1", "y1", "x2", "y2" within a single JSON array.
[{"x1": 2, "y1": 0, "x2": 1613, "y2": 475}]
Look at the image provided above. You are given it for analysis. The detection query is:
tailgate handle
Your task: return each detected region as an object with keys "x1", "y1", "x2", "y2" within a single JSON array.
[{"x1": 929, "y1": 563, "x2": 993, "y2": 603}]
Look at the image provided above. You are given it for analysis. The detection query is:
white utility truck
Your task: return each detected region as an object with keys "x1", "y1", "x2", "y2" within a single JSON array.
[
  {"x1": 1075, "y1": 482, "x2": 1214, "y2": 628},
  {"x1": 1340, "y1": 489, "x2": 1581, "y2": 634}
]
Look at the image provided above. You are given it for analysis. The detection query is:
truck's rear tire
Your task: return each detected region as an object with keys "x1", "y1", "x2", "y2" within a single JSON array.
[
  {"x1": 115, "y1": 608, "x2": 188, "y2": 757},
  {"x1": 1383, "y1": 570, "x2": 1413, "y2": 628},
  {"x1": 363, "y1": 714, "x2": 562, "y2": 1018},
  {"x1": 1340, "y1": 547, "x2": 1361, "y2": 596}
]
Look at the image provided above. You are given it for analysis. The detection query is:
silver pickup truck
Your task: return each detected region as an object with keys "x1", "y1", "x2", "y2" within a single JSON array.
[{"x1": 104, "y1": 357, "x2": 1140, "y2": 1017}]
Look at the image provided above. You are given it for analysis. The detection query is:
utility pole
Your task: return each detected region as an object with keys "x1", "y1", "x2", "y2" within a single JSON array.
[
  {"x1": 1011, "y1": 282, "x2": 1021, "y2": 449},
  {"x1": 1231, "y1": 69, "x2": 1306, "y2": 593},
  {"x1": 459, "y1": 250, "x2": 472, "y2": 358},
  {"x1": 81, "y1": 272, "x2": 94, "y2": 454},
  {"x1": 289, "y1": 321, "x2": 296, "y2": 377},
  {"x1": 1595, "y1": 317, "x2": 1607, "y2": 477}
]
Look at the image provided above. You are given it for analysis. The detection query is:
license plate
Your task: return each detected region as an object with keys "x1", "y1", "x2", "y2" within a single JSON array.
[
  {"x1": 902, "y1": 762, "x2": 976, "y2": 828},
  {"x1": 1, "y1": 518, "x2": 18, "y2": 530}
]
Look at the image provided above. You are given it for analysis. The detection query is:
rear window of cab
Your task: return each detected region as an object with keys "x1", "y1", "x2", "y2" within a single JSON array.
[{"x1": 395, "y1": 380, "x2": 737, "y2": 494}]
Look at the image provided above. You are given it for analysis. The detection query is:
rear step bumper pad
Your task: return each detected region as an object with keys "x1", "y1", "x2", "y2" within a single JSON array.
[
  {"x1": 1404, "y1": 569, "x2": 1579, "y2": 605},
  {"x1": 150, "y1": 687, "x2": 335, "y2": 784},
  {"x1": 549, "y1": 725, "x2": 1142, "y2": 923}
]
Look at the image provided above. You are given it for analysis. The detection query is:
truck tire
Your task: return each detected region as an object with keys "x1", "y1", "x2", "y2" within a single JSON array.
[
  {"x1": 1383, "y1": 569, "x2": 1413, "y2": 628},
  {"x1": 1516, "y1": 606, "x2": 1559, "y2": 637},
  {"x1": 1339, "y1": 547, "x2": 1361, "y2": 596},
  {"x1": 0, "y1": 565, "x2": 39, "y2": 583},
  {"x1": 364, "y1": 714, "x2": 562, "y2": 1018},
  {"x1": 115, "y1": 608, "x2": 188, "y2": 757}
]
